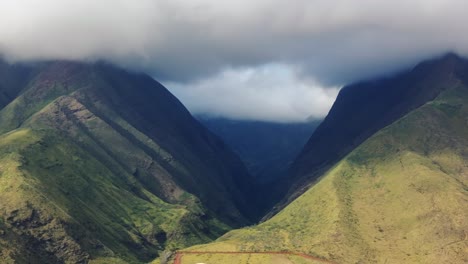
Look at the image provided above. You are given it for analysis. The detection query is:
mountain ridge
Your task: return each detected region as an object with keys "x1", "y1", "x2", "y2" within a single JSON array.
[
  {"x1": 183, "y1": 53, "x2": 468, "y2": 264},
  {"x1": 0, "y1": 60, "x2": 258, "y2": 263},
  {"x1": 278, "y1": 52, "x2": 467, "y2": 211}
]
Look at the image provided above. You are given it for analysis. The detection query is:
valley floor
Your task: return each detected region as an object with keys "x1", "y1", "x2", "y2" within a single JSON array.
[{"x1": 172, "y1": 251, "x2": 333, "y2": 264}]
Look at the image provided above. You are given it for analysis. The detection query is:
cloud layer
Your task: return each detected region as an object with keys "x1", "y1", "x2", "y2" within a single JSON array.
[
  {"x1": 1, "y1": 0, "x2": 467, "y2": 121},
  {"x1": 166, "y1": 64, "x2": 339, "y2": 122}
]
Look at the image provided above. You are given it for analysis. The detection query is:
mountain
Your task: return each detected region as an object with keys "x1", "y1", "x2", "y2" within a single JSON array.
[
  {"x1": 0, "y1": 60, "x2": 258, "y2": 263},
  {"x1": 183, "y1": 54, "x2": 468, "y2": 263},
  {"x1": 281, "y1": 53, "x2": 467, "y2": 206},
  {"x1": 198, "y1": 117, "x2": 320, "y2": 183}
]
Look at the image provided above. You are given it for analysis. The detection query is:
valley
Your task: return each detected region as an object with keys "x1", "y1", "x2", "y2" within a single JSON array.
[
  {"x1": 170, "y1": 251, "x2": 333, "y2": 264},
  {"x1": 164, "y1": 54, "x2": 468, "y2": 264},
  {"x1": 198, "y1": 117, "x2": 319, "y2": 183},
  {"x1": 1, "y1": 2, "x2": 467, "y2": 264},
  {"x1": 0, "y1": 54, "x2": 467, "y2": 264}
]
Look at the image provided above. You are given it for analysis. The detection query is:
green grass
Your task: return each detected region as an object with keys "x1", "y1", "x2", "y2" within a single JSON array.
[
  {"x1": 178, "y1": 253, "x2": 324, "y2": 264},
  {"x1": 184, "y1": 85, "x2": 468, "y2": 263},
  {"x1": 0, "y1": 127, "x2": 231, "y2": 263},
  {"x1": 0, "y1": 90, "x2": 231, "y2": 263},
  {"x1": 0, "y1": 61, "x2": 255, "y2": 263}
]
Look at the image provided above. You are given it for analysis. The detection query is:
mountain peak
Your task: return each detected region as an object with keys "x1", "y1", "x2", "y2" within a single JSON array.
[
  {"x1": 282, "y1": 53, "x2": 468, "y2": 206},
  {"x1": 440, "y1": 51, "x2": 462, "y2": 61},
  {"x1": 411, "y1": 52, "x2": 465, "y2": 77},
  {"x1": 0, "y1": 59, "x2": 258, "y2": 262}
]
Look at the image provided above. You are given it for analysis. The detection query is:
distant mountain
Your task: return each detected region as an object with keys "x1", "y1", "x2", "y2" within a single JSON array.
[
  {"x1": 0, "y1": 60, "x2": 258, "y2": 263},
  {"x1": 185, "y1": 54, "x2": 468, "y2": 263},
  {"x1": 198, "y1": 117, "x2": 320, "y2": 183}
]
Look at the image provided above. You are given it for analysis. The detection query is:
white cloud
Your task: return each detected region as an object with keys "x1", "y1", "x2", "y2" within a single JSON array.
[{"x1": 165, "y1": 64, "x2": 339, "y2": 122}]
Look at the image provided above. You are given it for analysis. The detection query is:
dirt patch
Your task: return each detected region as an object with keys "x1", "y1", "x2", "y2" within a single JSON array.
[{"x1": 270, "y1": 255, "x2": 293, "y2": 264}]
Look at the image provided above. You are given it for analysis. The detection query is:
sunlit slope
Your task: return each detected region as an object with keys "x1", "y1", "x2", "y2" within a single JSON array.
[
  {"x1": 188, "y1": 84, "x2": 468, "y2": 263},
  {"x1": 0, "y1": 61, "x2": 256, "y2": 226},
  {"x1": 281, "y1": 53, "x2": 466, "y2": 214},
  {"x1": 0, "y1": 61, "x2": 256, "y2": 263},
  {"x1": 178, "y1": 253, "x2": 325, "y2": 264},
  {"x1": 0, "y1": 128, "x2": 230, "y2": 263}
]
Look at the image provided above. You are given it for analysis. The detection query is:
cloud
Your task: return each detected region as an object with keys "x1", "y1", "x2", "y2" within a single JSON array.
[
  {"x1": 1, "y1": 0, "x2": 467, "y2": 121},
  {"x1": 165, "y1": 64, "x2": 339, "y2": 122}
]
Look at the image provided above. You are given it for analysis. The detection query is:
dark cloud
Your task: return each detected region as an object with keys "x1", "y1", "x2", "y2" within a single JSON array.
[{"x1": 1, "y1": 0, "x2": 466, "y2": 121}]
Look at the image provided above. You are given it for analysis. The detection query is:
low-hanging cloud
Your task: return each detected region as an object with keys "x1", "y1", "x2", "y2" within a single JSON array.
[
  {"x1": 165, "y1": 64, "x2": 339, "y2": 122},
  {"x1": 1, "y1": 0, "x2": 467, "y2": 121}
]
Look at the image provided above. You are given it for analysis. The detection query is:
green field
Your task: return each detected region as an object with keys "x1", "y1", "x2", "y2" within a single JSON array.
[{"x1": 178, "y1": 253, "x2": 325, "y2": 264}]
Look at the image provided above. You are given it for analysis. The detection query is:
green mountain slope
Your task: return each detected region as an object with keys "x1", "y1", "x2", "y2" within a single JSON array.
[
  {"x1": 0, "y1": 61, "x2": 257, "y2": 263},
  {"x1": 279, "y1": 53, "x2": 465, "y2": 212},
  {"x1": 186, "y1": 62, "x2": 468, "y2": 263}
]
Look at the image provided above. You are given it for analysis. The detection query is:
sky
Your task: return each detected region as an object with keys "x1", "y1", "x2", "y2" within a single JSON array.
[{"x1": 1, "y1": 0, "x2": 467, "y2": 122}]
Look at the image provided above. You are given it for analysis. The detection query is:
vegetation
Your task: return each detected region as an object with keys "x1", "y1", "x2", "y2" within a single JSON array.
[
  {"x1": 0, "y1": 61, "x2": 256, "y2": 263},
  {"x1": 1, "y1": 55, "x2": 468, "y2": 264},
  {"x1": 285, "y1": 53, "x2": 465, "y2": 211},
  {"x1": 175, "y1": 253, "x2": 324, "y2": 264},
  {"x1": 185, "y1": 82, "x2": 468, "y2": 263},
  {"x1": 0, "y1": 128, "x2": 228, "y2": 262}
]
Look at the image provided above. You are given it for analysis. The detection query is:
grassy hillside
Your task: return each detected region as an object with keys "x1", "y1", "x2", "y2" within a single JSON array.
[
  {"x1": 0, "y1": 61, "x2": 257, "y2": 263},
  {"x1": 0, "y1": 129, "x2": 227, "y2": 263},
  {"x1": 171, "y1": 253, "x2": 325, "y2": 264},
  {"x1": 282, "y1": 53, "x2": 467, "y2": 212},
  {"x1": 185, "y1": 80, "x2": 468, "y2": 263}
]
